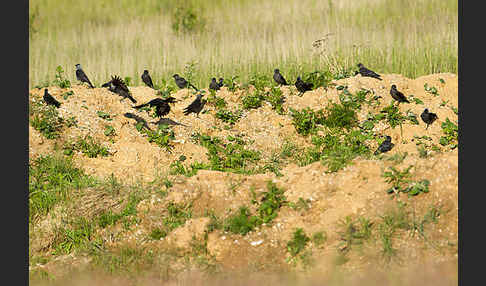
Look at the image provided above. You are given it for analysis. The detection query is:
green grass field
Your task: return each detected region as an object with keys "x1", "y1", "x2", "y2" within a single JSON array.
[{"x1": 29, "y1": 0, "x2": 457, "y2": 89}]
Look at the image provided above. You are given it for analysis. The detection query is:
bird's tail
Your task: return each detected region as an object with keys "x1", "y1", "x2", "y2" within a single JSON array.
[
  {"x1": 189, "y1": 83, "x2": 199, "y2": 91},
  {"x1": 88, "y1": 81, "x2": 95, "y2": 88},
  {"x1": 133, "y1": 103, "x2": 148, "y2": 109},
  {"x1": 128, "y1": 95, "x2": 137, "y2": 104}
]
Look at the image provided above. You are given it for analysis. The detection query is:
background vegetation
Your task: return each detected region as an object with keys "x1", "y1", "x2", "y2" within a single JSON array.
[{"x1": 29, "y1": 0, "x2": 457, "y2": 88}]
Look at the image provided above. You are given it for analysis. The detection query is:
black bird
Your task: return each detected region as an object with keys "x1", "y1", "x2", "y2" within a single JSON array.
[
  {"x1": 101, "y1": 79, "x2": 112, "y2": 88},
  {"x1": 209, "y1": 78, "x2": 220, "y2": 91},
  {"x1": 173, "y1": 74, "x2": 198, "y2": 90},
  {"x1": 124, "y1": 112, "x2": 152, "y2": 131},
  {"x1": 390, "y1": 85, "x2": 409, "y2": 104},
  {"x1": 75, "y1": 64, "x2": 95, "y2": 88},
  {"x1": 420, "y1": 108, "x2": 438, "y2": 130},
  {"x1": 141, "y1": 70, "x2": 155, "y2": 89},
  {"x1": 374, "y1": 136, "x2": 394, "y2": 155},
  {"x1": 133, "y1": 97, "x2": 177, "y2": 118},
  {"x1": 183, "y1": 93, "x2": 206, "y2": 117},
  {"x1": 357, "y1": 63, "x2": 382, "y2": 80},
  {"x1": 151, "y1": 117, "x2": 188, "y2": 127},
  {"x1": 43, "y1": 89, "x2": 61, "y2": 108},
  {"x1": 109, "y1": 75, "x2": 137, "y2": 103},
  {"x1": 218, "y1": 78, "x2": 224, "y2": 88},
  {"x1": 273, "y1": 69, "x2": 288, "y2": 85},
  {"x1": 295, "y1": 76, "x2": 313, "y2": 96}
]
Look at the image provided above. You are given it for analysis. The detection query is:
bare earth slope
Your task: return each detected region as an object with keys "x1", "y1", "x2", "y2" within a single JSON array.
[{"x1": 29, "y1": 73, "x2": 458, "y2": 285}]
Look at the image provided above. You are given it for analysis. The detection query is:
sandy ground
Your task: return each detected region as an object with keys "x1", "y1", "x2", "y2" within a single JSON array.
[{"x1": 29, "y1": 73, "x2": 458, "y2": 283}]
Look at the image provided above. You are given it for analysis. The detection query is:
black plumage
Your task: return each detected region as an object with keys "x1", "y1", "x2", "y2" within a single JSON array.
[
  {"x1": 101, "y1": 80, "x2": 112, "y2": 88},
  {"x1": 209, "y1": 78, "x2": 220, "y2": 91},
  {"x1": 374, "y1": 136, "x2": 394, "y2": 155},
  {"x1": 141, "y1": 70, "x2": 155, "y2": 89},
  {"x1": 173, "y1": 74, "x2": 198, "y2": 90},
  {"x1": 43, "y1": 89, "x2": 61, "y2": 108},
  {"x1": 420, "y1": 108, "x2": 438, "y2": 130},
  {"x1": 357, "y1": 63, "x2": 382, "y2": 80},
  {"x1": 183, "y1": 93, "x2": 206, "y2": 117},
  {"x1": 390, "y1": 85, "x2": 409, "y2": 104},
  {"x1": 124, "y1": 112, "x2": 152, "y2": 131},
  {"x1": 75, "y1": 64, "x2": 95, "y2": 88},
  {"x1": 218, "y1": 78, "x2": 224, "y2": 88},
  {"x1": 109, "y1": 75, "x2": 137, "y2": 103},
  {"x1": 133, "y1": 97, "x2": 176, "y2": 118},
  {"x1": 273, "y1": 69, "x2": 288, "y2": 85},
  {"x1": 295, "y1": 76, "x2": 313, "y2": 96}
]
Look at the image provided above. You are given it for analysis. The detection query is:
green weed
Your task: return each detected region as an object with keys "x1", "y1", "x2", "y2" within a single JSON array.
[
  {"x1": 439, "y1": 118, "x2": 458, "y2": 149},
  {"x1": 29, "y1": 99, "x2": 65, "y2": 139},
  {"x1": 29, "y1": 154, "x2": 97, "y2": 222},
  {"x1": 287, "y1": 228, "x2": 310, "y2": 257},
  {"x1": 289, "y1": 107, "x2": 326, "y2": 136},
  {"x1": 53, "y1": 65, "x2": 71, "y2": 88},
  {"x1": 63, "y1": 135, "x2": 110, "y2": 158}
]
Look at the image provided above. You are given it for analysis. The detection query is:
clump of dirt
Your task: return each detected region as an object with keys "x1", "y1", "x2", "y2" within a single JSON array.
[{"x1": 29, "y1": 73, "x2": 458, "y2": 283}]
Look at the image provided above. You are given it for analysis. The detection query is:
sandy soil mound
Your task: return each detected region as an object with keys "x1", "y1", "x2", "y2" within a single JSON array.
[{"x1": 29, "y1": 73, "x2": 458, "y2": 282}]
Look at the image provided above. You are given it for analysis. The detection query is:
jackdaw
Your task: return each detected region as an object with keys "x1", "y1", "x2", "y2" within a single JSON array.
[
  {"x1": 173, "y1": 74, "x2": 198, "y2": 90},
  {"x1": 209, "y1": 78, "x2": 220, "y2": 91},
  {"x1": 141, "y1": 70, "x2": 155, "y2": 89},
  {"x1": 75, "y1": 64, "x2": 95, "y2": 88},
  {"x1": 390, "y1": 85, "x2": 409, "y2": 104},
  {"x1": 133, "y1": 97, "x2": 177, "y2": 118},
  {"x1": 295, "y1": 76, "x2": 313, "y2": 96},
  {"x1": 420, "y1": 108, "x2": 438, "y2": 130},
  {"x1": 374, "y1": 136, "x2": 394, "y2": 155},
  {"x1": 357, "y1": 63, "x2": 382, "y2": 80},
  {"x1": 43, "y1": 89, "x2": 61, "y2": 108},
  {"x1": 183, "y1": 93, "x2": 206, "y2": 117},
  {"x1": 109, "y1": 75, "x2": 137, "y2": 103},
  {"x1": 273, "y1": 69, "x2": 288, "y2": 85}
]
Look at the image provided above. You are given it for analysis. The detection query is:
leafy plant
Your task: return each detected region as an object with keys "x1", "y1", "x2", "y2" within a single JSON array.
[
  {"x1": 191, "y1": 133, "x2": 261, "y2": 174},
  {"x1": 29, "y1": 154, "x2": 96, "y2": 222},
  {"x1": 223, "y1": 76, "x2": 239, "y2": 92},
  {"x1": 63, "y1": 136, "x2": 110, "y2": 158},
  {"x1": 266, "y1": 87, "x2": 285, "y2": 114},
  {"x1": 241, "y1": 90, "x2": 265, "y2": 110},
  {"x1": 215, "y1": 108, "x2": 242, "y2": 125},
  {"x1": 337, "y1": 216, "x2": 373, "y2": 253},
  {"x1": 379, "y1": 104, "x2": 407, "y2": 128},
  {"x1": 247, "y1": 73, "x2": 272, "y2": 91},
  {"x1": 287, "y1": 228, "x2": 310, "y2": 257},
  {"x1": 53, "y1": 65, "x2": 71, "y2": 88},
  {"x1": 104, "y1": 125, "x2": 115, "y2": 136},
  {"x1": 383, "y1": 165, "x2": 431, "y2": 197},
  {"x1": 29, "y1": 100, "x2": 65, "y2": 139},
  {"x1": 256, "y1": 181, "x2": 286, "y2": 224},
  {"x1": 97, "y1": 111, "x2": 113, "y2": 121},
  {"x1": 223, "y1": 206, "x2": 259, "y2": 235},
  {"x1": 424, "y1": 83, "x2": 439, "y2": 96},
  {"x1": 323, "y1": 102, "x2": 357, "y2": 130},
  {"x1": 439, "y1": 118, "x2": 458, "y2": 149},
  {"x1": 139, "y1": 124, "x2": 175, "y2": 151},
  {"x1": 289, "y1": 107, "x2": 326, "y2": 136}
]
